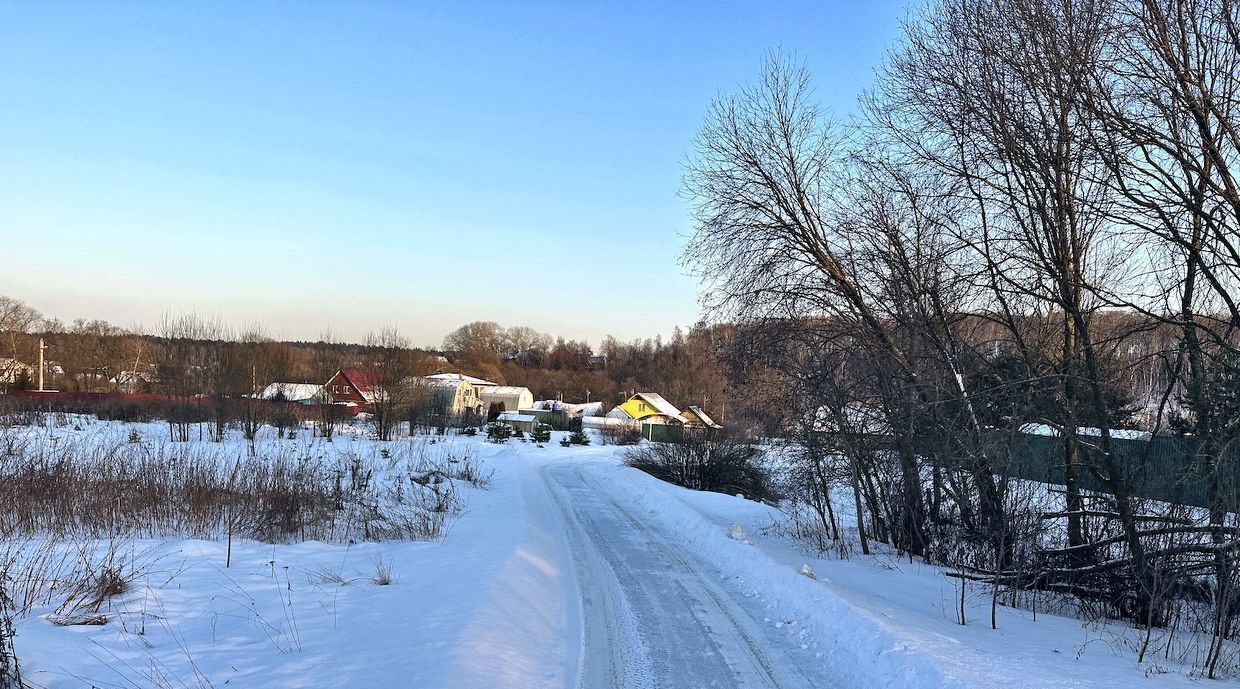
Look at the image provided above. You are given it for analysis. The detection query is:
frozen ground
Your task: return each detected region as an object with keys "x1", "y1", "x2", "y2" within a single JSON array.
[{"x1": 8, "y1": 419, "x2": 1238, "y2": 688}]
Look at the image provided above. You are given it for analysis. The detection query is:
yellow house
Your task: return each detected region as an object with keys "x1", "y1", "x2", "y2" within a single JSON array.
[{"x1": 606, "y1": 392, "x2": 687, "y2": 425}]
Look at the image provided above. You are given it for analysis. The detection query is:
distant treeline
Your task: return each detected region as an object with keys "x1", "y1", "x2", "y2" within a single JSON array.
[{"x1": 0, "y1": 299, "x2": 732, "y2": 422}]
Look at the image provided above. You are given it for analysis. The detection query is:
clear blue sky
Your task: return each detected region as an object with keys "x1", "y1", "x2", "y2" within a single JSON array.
[{"x1": 0, "y1": 1, "x2": 907, "y2": 348}]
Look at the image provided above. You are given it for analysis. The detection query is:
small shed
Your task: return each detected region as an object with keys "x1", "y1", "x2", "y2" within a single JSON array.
[{"x1": 496, "y1": 411, "x2": 537, "y2": 434}]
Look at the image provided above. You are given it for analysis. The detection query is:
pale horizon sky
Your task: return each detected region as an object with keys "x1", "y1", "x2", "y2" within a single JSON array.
[{"x1": 0, "y1": 1, "x2": 907, "y2": 349}]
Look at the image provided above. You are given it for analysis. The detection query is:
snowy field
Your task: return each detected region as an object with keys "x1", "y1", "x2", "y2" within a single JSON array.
[{"x1": 4, "y1": 416, "x2": 1237, "y2": 688}]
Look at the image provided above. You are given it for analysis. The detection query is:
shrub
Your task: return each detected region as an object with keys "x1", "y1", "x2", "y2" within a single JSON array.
[
  {"x1": 600, "y1": 423, "x2": 642, "y2": 445},
  {"x1": 623, "y1": 431, "x2": 777, "y2": 502},
  {"x1": 568, "y1": 429, "x2": 590, "y2": 446},
  {"x1": 94, "y1": 398, "x2": 161, "y2": 423}
]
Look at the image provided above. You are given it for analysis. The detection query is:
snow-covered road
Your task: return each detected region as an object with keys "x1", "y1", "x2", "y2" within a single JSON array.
[{"x1": 542, "y1": 461, "x2": 830, "y2": 689}]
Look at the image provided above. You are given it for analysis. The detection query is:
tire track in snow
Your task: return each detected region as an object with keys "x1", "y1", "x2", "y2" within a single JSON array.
[{"x1": 544, "y1": 462, "x2": 655, "y2": 689}]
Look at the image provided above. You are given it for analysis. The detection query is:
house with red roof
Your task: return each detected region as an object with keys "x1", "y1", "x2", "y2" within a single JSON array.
[{"x1": 323, "y1": 368, "x2": 377, "y2": 411}]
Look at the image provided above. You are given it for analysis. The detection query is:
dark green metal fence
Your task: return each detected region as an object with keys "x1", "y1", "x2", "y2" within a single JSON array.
[
  {"x1": 641, "y1": 423, "x2": 683, "y2": 443},
  {"x1": 988, "y1": 432, "x2": 1240, "y2": 509}
]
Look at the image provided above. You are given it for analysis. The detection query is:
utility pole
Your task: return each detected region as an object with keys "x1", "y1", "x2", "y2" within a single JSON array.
[{"x1": 38, "y1": 337, "x2": 47, "y2": 391}]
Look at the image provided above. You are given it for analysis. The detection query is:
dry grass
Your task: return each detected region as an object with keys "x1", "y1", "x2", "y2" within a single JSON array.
[
  {"x1": 0, "y1": 539, "x2": 155, "y2": 618},
  {"x1": 371, "y1": 554, "x2": 395, "y2": 586},
  {"x1": 0, "y1": 431, "x2": 477, "y2": 544}
]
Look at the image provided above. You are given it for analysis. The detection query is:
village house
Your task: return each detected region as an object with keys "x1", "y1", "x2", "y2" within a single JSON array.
[
  {"x1": 110, "y1": 369, "x2": 153, "y2": 394},
  {"x1": 606, "y1": 392, "x2": 687, "y2": 426},
  {"x1": 418, "y1": 377, "x2": 485, "y2": 417},
  {"x1": 0, "y1": 358, "x2": 34, "y2": 385},
  {"x1": 256, "y1": 382, "x2": 326, "y2": 404},
  {"x1": 478, "y1": 385, "x2": 534, "y2": 413},
  {"x1": 323, "y1": 368, "x2": 376, "y2": 409},
  {"x1": 424, "y1": 372, "x2": 531, "y2": 417}
]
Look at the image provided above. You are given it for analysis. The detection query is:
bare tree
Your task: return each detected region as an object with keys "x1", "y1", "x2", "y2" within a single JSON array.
[
  {"x1": 156, "y1": 313, "x2": 225, "y2": 442},
  {"x1": 683, "y1": 54, "x2": 1012, "y2": 558},
  {"x1": 442, "y1": 321, "x2": 506, "y2": 357},
  {"x1": 364, "y1": 327, "x2": 416, "y2": 441},
  {"x1": 0, "y1": 296, "x2": 41, "y2": 384}
]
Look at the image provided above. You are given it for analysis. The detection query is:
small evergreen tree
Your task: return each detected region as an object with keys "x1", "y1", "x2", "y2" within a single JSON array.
[
  {"x1": 485, "y1": 421, "x2": 513, "y2": 443},
  {"x1": 532, "y1": 423, "x2": 552, "y2": 444}
]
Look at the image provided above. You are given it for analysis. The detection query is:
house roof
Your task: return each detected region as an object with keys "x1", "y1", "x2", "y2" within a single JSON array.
[
  {"x1": 417, "y1": 377, "x2": 470, "y2": 389},
  {"x1": 333, "y1": 369, "x2": 387, "y2": 403},
  {"x1": 636, "y1": 392, "x2": 682, "y2": 417},
  {"x1": 497, "y1": 412, "x2": 536, "y2": 423},
  {"x1": 338, "y1": 368, "x2": 374, "y2": 392},
  {"x1": 685, "y1": 405, "x2": 722, "y2": 428},
  {"x1": 531, "y1": 400, "x2": 605, "y2": 417},
  {"x1": 425, "y1": 372, "x2": 498, "y2": 386},
  {"x1": 258, "y1": 383, "x2": 323, "y2": 401},
  {"x1": 478, "y1": 386, "x2": 531, "y2": 396}
]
